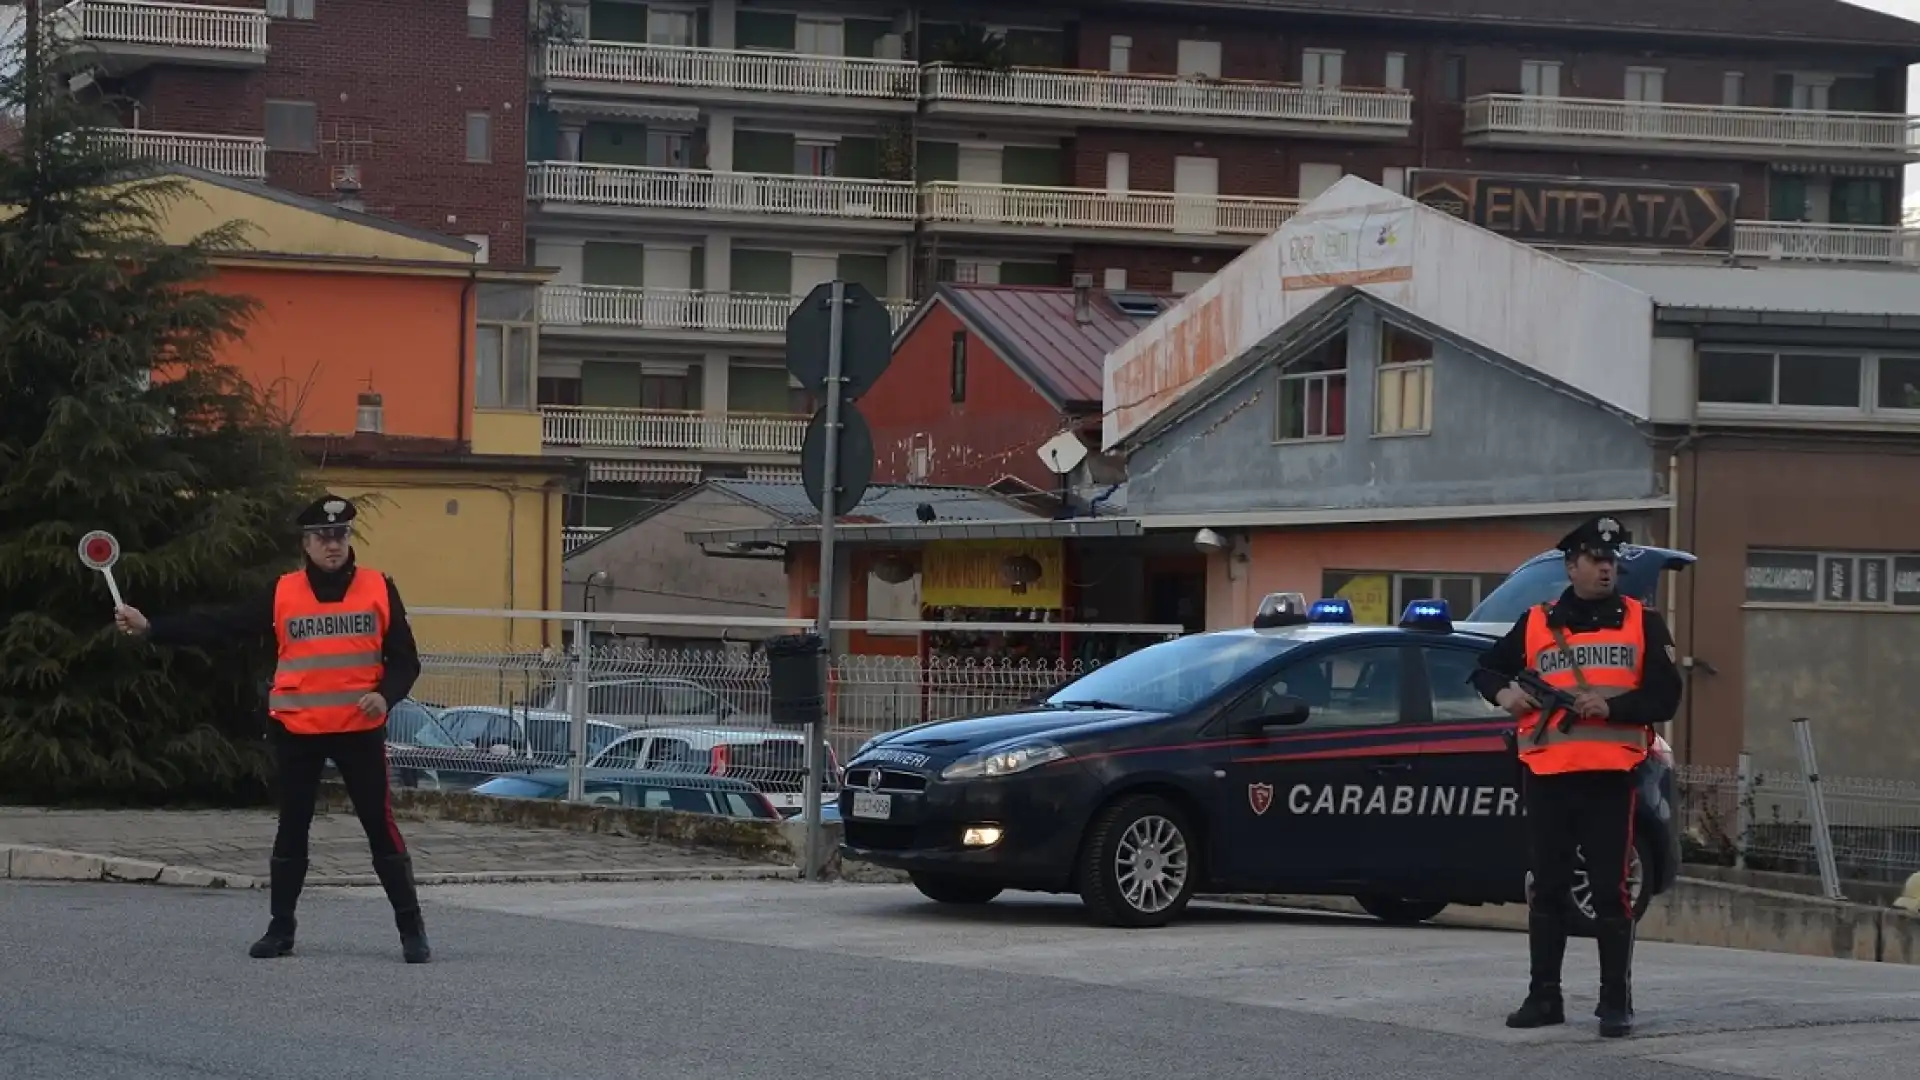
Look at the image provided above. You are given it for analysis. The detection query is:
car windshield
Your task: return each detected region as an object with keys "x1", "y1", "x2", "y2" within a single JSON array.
[
  {"x1": 1042, "y1": 634, "x2": 1299, "y2": 714},
  {"x1": 406, "y1": 716, "x2": 462, "y2": 749},
  {"x1": 1468, "y1": 550, "x2": 1671, "y2": 625}
]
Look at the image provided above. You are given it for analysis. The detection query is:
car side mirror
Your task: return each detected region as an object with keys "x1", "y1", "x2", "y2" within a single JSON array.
[{"x1": 1258, "y1": 695, "x2": 1311, "y2": 730}]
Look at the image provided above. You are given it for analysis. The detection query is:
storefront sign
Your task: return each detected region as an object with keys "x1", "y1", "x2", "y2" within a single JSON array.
[
  {"x1": 1333, "y1": 573, "x2": 1392, "y2": 626},
  {"x1": 1749, "y1": 549, "x2": 1920, "y2": 608},
  {"x1": 1280, "y1": 205, "x2": 1416, "y2": 292},
  {"x1": 1408, "y1": 169, "x2": 1736, "y2": 253},
  {"x1": 1744, "y1": 551, "x2": 1818, "y2": 603},
  {"x1": 921, "y1": 540, "x2": 1064, "y2": 609}
]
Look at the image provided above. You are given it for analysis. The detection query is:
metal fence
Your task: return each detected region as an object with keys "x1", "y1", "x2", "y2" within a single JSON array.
[
  {"x1": 384, "y1": 607, "x2": 1180, "y2": 816},
  {"x1": 1674, "y1": 753, "x2": 1920, "y2": 889}
]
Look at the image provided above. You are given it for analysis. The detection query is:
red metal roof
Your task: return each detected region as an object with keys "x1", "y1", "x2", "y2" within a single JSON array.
[{"x1": 934, "y1": 283, "x2": 1172, "y2": 409}]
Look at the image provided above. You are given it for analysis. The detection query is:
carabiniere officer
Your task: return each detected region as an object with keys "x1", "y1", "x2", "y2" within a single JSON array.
[
  {"x1": 115, "y1": 495, "x2": 431, "y2": 964},
  {"x1": 1469, "y1": 516, "x2": 1682, "y2": 1038}
]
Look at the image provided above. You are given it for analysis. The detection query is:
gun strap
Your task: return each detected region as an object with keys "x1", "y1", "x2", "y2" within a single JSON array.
[{"x1": 1545, "y1": 615, "x2": 1594, "y2": 692}]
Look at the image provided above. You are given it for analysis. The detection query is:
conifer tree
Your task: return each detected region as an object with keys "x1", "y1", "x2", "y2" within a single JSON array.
[{"x1": 0, "y1": 5, "x2": 316, "y2": 803}]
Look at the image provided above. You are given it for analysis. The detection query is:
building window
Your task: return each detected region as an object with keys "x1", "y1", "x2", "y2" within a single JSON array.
[
  {"x1": 1170, "y1": 270, "x2": 1212, "y2": 294},
  {"x1": 462, "y1": 233, "x2": 490, "y2": 263},
  {"x1": 1697, "y1": 349, "x2": 1865, "y2": 412},
  {"x1": 1177, "y1": 40, "x2": 1223, "y2": 79},
  {"x1": 476, "y1": 283, "x2": 538, "y2": 411},
  {"x1": 538, "y1": 376, "x2": 581, "y2": 406},
  {"x1": 1381, "y1": 166, "x2": 1406, "y2": 194},
  {"x1": 1442, "y1": 55, "x2": 1465, "y2": 101},
  {"x1": 267, "y1": 0, "x2": 314, "y2": 19},
  {"x1": 1877, "y1": 356, "x2": 1920, "y2": 410},
  {"x1": 1375, "y1": 323, "x2": 1433, "y2": 435},
  {"x1": 1276, "y1": 332, "x2": 1347, "y2": 442},
  {"x1": 1521, "y1": 60, "x2": 1561, "y2": 97},
  {"x1": 468, "y1": 0, "x2": 492, "y2": 37},
  {"x1": 1745, "y1": 548, "x2": 1920, "y2": 608},
  {"x1": 949, "y1": 330, "x2": 967, "y2": 403},
  {"x1": 465, "y1": 112, "x2": 491, "y2": 163},
  {"x1": 1723, "y1": 72, "x2": 1745, "y2": 106},
  {"x1": 1625, "y1": 67, "x2": 1664, "y2": 103},
  {"x1": 1108, "y1": 35, "x2": 1131, "y2": 73},
  {"x1": 796, "y1": 141, "x2": 837, "y2": 177},
  {"x1": 648, "y1": 8, "x2": 696, "y2": 47},
  {"x1": 1322, "y1": 569, "x2": 1509, "y2": 625},
  {"x1": 1105, "y1": 151, "x2": 1129, "y2": 196},
  {"x1": 264, "y1": 100, "x2": 317, "y2": 152},
  {"x1": 1302, "y1": 48, "x2": 1343, "y2": 87},
  {"x1": 1384, "y1": 52, "x2": 1406, "y2": 91},
  {"x1": 1103, "y1": 268, "x2": 1127, "y2": 290},
  {"x1": 476, "y1": 325, "x2": 534, "y2": 409}
]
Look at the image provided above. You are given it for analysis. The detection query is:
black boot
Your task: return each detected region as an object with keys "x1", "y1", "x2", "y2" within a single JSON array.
[
  {"x1": 372, "y1": 853, "x2": 431, "y2": 964},
  {"x1": 1596, "y1": 916, "x2": 1636, "y2": 1037},
  {"x1": 1505, "y1": 911, "x2": 1568, "y2": 1028},
  {"x1": 248, "y1": 857, "x2": 307, "y2": 959}
]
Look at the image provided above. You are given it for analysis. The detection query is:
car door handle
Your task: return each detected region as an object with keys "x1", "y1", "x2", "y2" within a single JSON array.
[{"x1": 1368, "y1": 762, "x2": 1413, "y2": 774}]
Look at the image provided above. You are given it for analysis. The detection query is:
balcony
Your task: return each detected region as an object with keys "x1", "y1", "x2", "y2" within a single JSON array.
[
  {"x1": 51, "y1": 0, "x2": 268, "y2": 72},
  {"x1": 542, "y1": 406, "x2": 808, "y2": 456},
  {"x1": 540, "y1": 284, "x2": 916, "y2": 339},
  {"x1": 1464, "y1": 94, "x2": 1920, "y2": 163},
  {"x1": 922, "y1": 63, "x2": 1411, "y2": 138},
  {"x1": 541, "y1": 41, "x2": 917, "y2": 113},
  {"x1": 920, "y1": 182, "x2": 1299, "y2": 245},
  {"x1": 94, "y1": 128, "x2": 266, "y2": 180},
  {"x1": 528, "y1": 162, "x2": 918, "y2": 232},
  {"x1": 1733, "y1": 220, "x2": 1920, "y2": 266}
]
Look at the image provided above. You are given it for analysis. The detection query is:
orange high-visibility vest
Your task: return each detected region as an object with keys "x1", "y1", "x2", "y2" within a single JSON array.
[
  {"x1": 269, "y1": 568, "x2": 390, "y2": 735},
  {"x1": 1516, "y1": 596, "x2": 1652, "y2": 776}
]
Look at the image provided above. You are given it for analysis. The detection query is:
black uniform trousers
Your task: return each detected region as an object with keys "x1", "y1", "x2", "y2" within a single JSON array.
[
  {"x1": 1523, "y1": 767, "x2": 1637, "y2": 920},
  {"x1": 269, "y1": 723, "x2": 408, "y2": 861}
]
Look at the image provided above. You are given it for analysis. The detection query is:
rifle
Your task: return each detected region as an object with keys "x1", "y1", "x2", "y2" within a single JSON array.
[{"x1": 1513, "y1": 668, "x2": 1583, "y2": 745}]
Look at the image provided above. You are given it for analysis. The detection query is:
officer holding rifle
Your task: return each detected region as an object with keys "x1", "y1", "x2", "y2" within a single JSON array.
[{"x1": 1469, "y1": 516, "x2": 1682, "y2": 1038}]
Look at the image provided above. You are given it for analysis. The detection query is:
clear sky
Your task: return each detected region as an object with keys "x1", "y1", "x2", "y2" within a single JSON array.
[{"x1": 0, "y1": 1, "x2": 1913, "y2": 199}]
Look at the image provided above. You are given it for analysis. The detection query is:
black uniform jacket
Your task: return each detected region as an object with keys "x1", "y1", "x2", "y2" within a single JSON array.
[
  {"x1": 1467, "y1": 587, "x2": 1683, "y2": 728},
  {"x1": 147, "y1": 552, "x2": 422, "y2": 709}
]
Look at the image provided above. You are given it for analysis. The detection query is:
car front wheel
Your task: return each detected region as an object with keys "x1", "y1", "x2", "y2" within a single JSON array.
[
  {"x1": 1077, "y1": 794, "x2": 1197, "y2": 928},
  {"x1": 910, "y1": 873, "x2": 1003, "y2": 905}
]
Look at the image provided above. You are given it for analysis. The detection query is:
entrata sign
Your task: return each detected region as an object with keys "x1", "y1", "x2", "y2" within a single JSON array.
[
  {"x1": 1409, "y1": 169, "x2": 1737, "y2": 253},
  {"x1": 77, "y1": 529, "x2": 126, "y2": 607}
]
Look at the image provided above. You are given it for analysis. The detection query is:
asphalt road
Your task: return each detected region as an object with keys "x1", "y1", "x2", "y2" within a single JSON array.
[{"x1": 3, "y1": 879, "x2": 1917, "y2": 1080}]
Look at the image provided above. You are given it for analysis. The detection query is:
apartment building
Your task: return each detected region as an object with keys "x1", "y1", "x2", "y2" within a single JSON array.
[{"x1": 50, "y1": 0, "x2": 1920, "y2": 539}]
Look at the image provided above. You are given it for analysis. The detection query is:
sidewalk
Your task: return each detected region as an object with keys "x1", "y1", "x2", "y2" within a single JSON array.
[{"x1": 0, "y1": 807, "x2": 794, "y2": 886}]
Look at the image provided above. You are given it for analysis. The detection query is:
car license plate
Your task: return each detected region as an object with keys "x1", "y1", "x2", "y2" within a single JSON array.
[{"x1": 850, "y1": 792, "x2": 892, "y2": 820}]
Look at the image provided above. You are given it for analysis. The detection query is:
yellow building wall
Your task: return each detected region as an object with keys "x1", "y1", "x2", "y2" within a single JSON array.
[
  {"x1": 470, "y1": 409, "x2": 544, "y2": 457},
  {"x1": 316, "y1": 466, "x2": 566, "y2": 660},
  {"x1": 160, "y1": 177, "x2": 475, "y2": 263}
]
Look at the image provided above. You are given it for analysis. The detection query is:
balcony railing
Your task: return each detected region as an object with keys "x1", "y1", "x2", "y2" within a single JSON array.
[
  {"x1": 562, "y1": 526, "x2": 611, "y2": 554},
  {"x1": 542, "y1": 406, "x2": 808, "y2": 455},
  {"x1": 55, "y1": 0, "x2": 269, "y2": 54},
  {"x1": 921, "y1": 181, "x2": 1299, "y2": 237},
  {"x1": 1733, "y1": 220, "x2": 1920, "y2": 265},
  {"x1": 529, "y1": 162, "x2": 919, "y2": 223},
  {"x1": 542, "y1": 41, "x2": 917, "y2": 101},
  {"x1": 541, "y1": 284, "x2": 915, "y2": 333},
  {"x1": 922, "y1": 63, "x2": 1412, "y2": 129},
  {"x1": 93, "y1": 128, "x2": 266, "y2": 179},
  {"x1": 1465, "y1": 94, "x2": 1920, "y2": 155}
]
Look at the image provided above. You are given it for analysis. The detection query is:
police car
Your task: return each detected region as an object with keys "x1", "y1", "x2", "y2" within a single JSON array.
[{"x1": 838, "y1": 546, "x2": 1690, "y2": 932}]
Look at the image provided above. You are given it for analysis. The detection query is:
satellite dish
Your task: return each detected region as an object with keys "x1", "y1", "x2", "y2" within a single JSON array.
[{"x1": 1037, "y1": 431, "x2": 1090, "y2": 476}]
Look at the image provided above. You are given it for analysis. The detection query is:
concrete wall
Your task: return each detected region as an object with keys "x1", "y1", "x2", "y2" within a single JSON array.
[
  {"x1": 1127, "y1": 298, "x2": 1660, "y2": 517},
  {"x1": 559, "y1": 489, "x2": 788, "y2": 643}
]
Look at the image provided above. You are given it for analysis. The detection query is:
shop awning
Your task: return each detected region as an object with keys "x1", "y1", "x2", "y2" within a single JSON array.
[{"x1": 688, "y1": 516, "x2": 1144, "y2": 546}]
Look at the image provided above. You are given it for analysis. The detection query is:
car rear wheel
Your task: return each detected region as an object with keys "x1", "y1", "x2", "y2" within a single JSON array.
[
  {"x1": 1355, "y1": 896, "x2": 1449, "y2": 925},
  {"x1": 910, "y1": 873, "x2": 1003, "y2": 905},
  {"x1": 1525, "y1": 830, "x2": 1654, "y2": 934},
  {"x1": 1077, "y1": 794, "x2": 1196, "y2": 929}
]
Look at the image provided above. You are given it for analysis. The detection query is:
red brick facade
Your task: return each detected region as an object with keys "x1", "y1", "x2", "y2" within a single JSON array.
[
  {"x1": 112, "y1": 1, "x2": 528, "y2": 264},
  {"x1": 1059, "y1": 11, "x2": 1908, "y2": 289}
]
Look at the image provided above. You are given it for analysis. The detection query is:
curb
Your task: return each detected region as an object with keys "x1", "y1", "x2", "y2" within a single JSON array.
[{"x1": 1, "y1": 844, "x2": 801, "y2": 890}]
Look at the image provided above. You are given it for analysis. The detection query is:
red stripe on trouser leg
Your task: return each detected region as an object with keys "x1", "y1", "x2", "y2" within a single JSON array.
[
  {"x1": 381, "y1": 742, "x2": 407, "y2": 855},
  {"x1": 1621, "y1": 786, "x2": 1638, "y2": 916}
]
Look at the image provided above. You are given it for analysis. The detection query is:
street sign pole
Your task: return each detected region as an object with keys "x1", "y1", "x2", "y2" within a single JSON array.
[{"x1": 804, "y1": 280, "x2": 846, "y2": 883}]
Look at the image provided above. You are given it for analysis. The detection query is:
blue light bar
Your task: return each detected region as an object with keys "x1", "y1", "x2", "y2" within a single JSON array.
[
  {"x1": 1308, "y1": 598, "x2": 1354, "y2": 624},
  {"x1": 1398, "y1": 598, "x2": 1453, "y2": 632}
]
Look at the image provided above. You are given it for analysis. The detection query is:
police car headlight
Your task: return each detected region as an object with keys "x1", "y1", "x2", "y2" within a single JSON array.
[{"x1": 939, "y1": 740, "x2": 1068, "y2": 781}]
